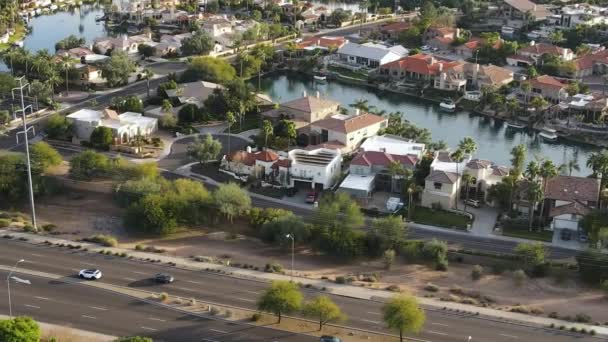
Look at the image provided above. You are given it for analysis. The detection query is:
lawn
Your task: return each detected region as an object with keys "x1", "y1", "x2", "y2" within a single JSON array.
[
  {"x1": 228, "y1": 114, "x2": 260, "y2": 134},
  {"x1": 502, "y1": 220, "x2": 553, "y2": 242},
  {"x1": 411, "y1": 206, "x2": 471, "y2": 230},
  {"x1": 328, "y1": 66, "x2": 368, "y2": 81}
]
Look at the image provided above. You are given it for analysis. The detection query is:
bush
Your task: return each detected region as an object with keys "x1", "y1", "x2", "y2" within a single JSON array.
[
  {"x1": 386, "y1": 284, "x2": 402, "y2": 292},
  {"x1": 209, "y1": 306, "x2": 220, "y2": 315},
  {"x1": 23, "y1": 224, "x2": 35, "y2": 232},
  {"x1": 471, "y1": 265, "x2": 483, "y2": 280},
  {"x1": 548, "y1": 311, "x2": 559, "y2": 319},
  {"x1": 264, "y1": 262, "x2": 283, "y2": 274},
  {"x1": 335, "y1": 276, "x2": 353, "y2": 284},
  {"x1": 424, "y1": 283, "x2": 439, "y2": 292},
  {"x1": 159, "y1": 292, "x2": 168, "y2": 301},
  {"x1": 513, "y1": 269, "x2": 527, "y2": 286},
  {"x1": 0, "y1": 219, "x2": 10, "y2": 228},
  {"x1": 42, "y1": 224, "x2": 56, "y2": 232},
  {"x1": 251, "y1": 313, "x2": 262, "y2": 322},
  {"x1": 135, "y1": 244, "x2": 144, "y2": 251},
  {"x1": 575, "y1": 313, "x2": 592, "y2": 323},
  {"x1": 84, "y1": 234, "x2": 118, "y2": 247},
  {"x1": 435, "y1": 256, "x2": 448, "y2": 271}
]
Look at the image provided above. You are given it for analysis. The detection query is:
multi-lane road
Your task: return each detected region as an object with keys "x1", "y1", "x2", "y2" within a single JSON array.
[{"x1": 0, "y1": 239, "x2": 596, "y2": 342}]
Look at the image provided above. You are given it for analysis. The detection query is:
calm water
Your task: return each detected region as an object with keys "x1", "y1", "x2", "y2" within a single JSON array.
[
  {"x1": 258, "y1": 72, "x2": 598, "y2": 176},
  {"x1": 0, "y1": 5, "x2": 106, "y2": 71}
]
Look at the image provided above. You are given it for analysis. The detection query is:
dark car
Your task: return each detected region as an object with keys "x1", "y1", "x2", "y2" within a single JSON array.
[
  {"x1": 154, "y1": 273, "x2": 175, "y2": 284},
  {"x1": 319, "y1": 336, "x2": 342, "y2": 342}
]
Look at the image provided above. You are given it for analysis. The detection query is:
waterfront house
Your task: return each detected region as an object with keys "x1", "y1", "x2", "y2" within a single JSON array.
[
  {"x1": 464, "y1": 159, "x2": 510, "y2": 202},
  {"x1": 525, "y1": 75, "x2": 568, "y2": 103},
  {"x1": 434, "y1": 61, "x2": 468, "y2": 92},
  {"x1": 545, "y1": 175, "x2": 599, "y2": 238},
  {"x1": 506, "y1": 42, "x2": 574, "y2": 67},
  {"x1": 307, "y1": 112, "x2": 388, "y2": 153},
  {"x1": 262, "y1": 92, "x2": 340, "y2": 128},
  {"x1": 421, "y1": 170, "x2": 461, "y2": 209},
  {"x1": 561, "y1": 93, "x2": 608, "y2": 122},
  {"x1": 93, "y1": 33, "x2": 153, "y2": 55},
  {"x1": 501, "y1": 0, "x2": 551, "y2": 22},
  {"x1": 464, "y1": 63, "x2": 514, "y2": 89},
  {"x1": 56, "y1": 47, "x2": 95, "y2": 60},
  {"x1": 378, "y1": 53, "x2": 457, "y2": 83},
  {"x1": 336, "y1": 42, "x2": 408, "y2": 68},
  {"x1": 67, "y1": 108, "x2": 158, "y2": 145},
  {"x1": 573, "y1": 48, "x2": 608, "y2": 78},
  {"x1": 297, "y1": 36, "x2": 347, "y2": 52},
  {"x1": 359, "y1": 135, "x2": 426, "y2": 159}
]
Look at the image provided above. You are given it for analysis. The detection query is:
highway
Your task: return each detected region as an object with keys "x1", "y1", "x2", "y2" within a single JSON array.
[
  {"x1": 0, "y1": 270, "x2": 314, "y2": 342},
  {"x1": 0, "y1": 239, "x2": 596, "y2": 342}
]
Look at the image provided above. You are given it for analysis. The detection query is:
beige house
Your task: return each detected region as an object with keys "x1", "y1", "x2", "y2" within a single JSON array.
[
  {"x1": 421, "y1": 170, "x2": 460, "y2": 209},
  {"x1": 308, "y1": 112, "x2": 388, "y2": 153},
  {"x1": 262, "y1": 92, "x2": 340, "y2": 128},
  {"x1": 525, "y1": 75, "x2": 568, "y2": 103}
]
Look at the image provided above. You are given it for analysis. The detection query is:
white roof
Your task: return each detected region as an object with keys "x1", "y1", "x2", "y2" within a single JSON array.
[
  {"x1": 360, "y1": 135, "x2": 425, "y2": 158},
  {"x1": 67, "y1": 109, "x2": 102, "y2": 122},
  {"x1": 338, "y1": 42, "x2": 404, "y2": 62},
  {"x1": 118, "y1": 112, "x2": 157, "y2": 127},
  {"x1": 339, "y1": 174, "x2": 375, "y2": 191}
]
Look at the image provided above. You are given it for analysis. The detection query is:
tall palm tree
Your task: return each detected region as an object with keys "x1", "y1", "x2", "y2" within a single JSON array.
[
  {"x1": 45, "y1": 68, "x2": 61, "y2": 102},
  {"x1": 462, "y1": 173, "x2": 476, "y2": 213},
  {"x1": 388, "y1": 160, "x2": 406, "y2": 193},
  {"x1": 22, "y1": 49, "x2": 33, "y2": 77},
  {"x1": 510, "y1": 144, "x2": 527, "y2": 178},
  {"x1": 407, "y1": 182, "x2": 422, "y2": 221},
  {"x1": 142, "y1": 68, "x2": 153, "y2": 98},
  {"x1": 226, "y1": 111, "x2": 236, "y2": 153},
  {"x1": 458, "y1": 137, "x2": 477, "y2": 156},
  {"x1": 262, "y1": 119, "x2": 273, "y2": 147},
  {"x1": 58, "y1": 55, "x2": 74, "y2": 96},
  {"x1": 537, "y1": 160, "x2": 558, "y2": 231},
  {"x1": 350, "y1": 99, "x2": 370, "y2": 112},
  {"x1": 527, "y1": 181, "x2": 543, "y2": 231},
  {"x1": 521, "y1": 82, "x2": 531, "y2": 111},
  {"x1": 506, "y1": 98, "x2": 519, "y2": 118},
  {"x1": 237, "y1": 50, "x2": 249, "y2": 78},
  {"x1": 525, "y1": 160, "x2": 540, "y2": 180}
]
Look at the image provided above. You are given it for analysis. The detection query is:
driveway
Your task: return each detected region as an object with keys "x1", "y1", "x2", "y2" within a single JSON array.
[{"x1": 466, "y1": 204, "x2": 499, "y2": 237}]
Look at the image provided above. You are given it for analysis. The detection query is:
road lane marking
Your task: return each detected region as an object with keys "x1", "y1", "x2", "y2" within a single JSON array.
[
  {"x1": 209, "y1": 329, "x2": 228, "y2": 334},
  {"x1": 244, "y1": 290, "x2": 260, "y2": 295},
  {"x1": 24, "y1": 304, "x2": 40, "y2": 309},
  {"x1": 124, "y1": 277, "x2": 136, "y2": 281},
  {"x1": 366, "y1": 311, "x2": 381, "y2": 316},
  {"x1": 234, "y1": 297, "x2": 255, "y2": 303},
  {"x1": 174, "y1": 286, "x2": 196, "y2": 292},
  {"x1": 30, "y1": 253, "x2": 43, "y2": 257},
  {"x1": 148, "y1": 317, "x2": 166, "y2": 322},
  {"x1": 81, "y1": 315, "x2": 97, "y2": 320},
  {"x1": 141, "y1": 326, "x2": 157, "y2": 331},
  {"x1": 34, "y1": 296, "x2": 51, "y2": 301},
  {"x1": 431, "y1": 322, "x2": 449, "y2": 327},
  {"x1": 428, "y1": 330, "x2": 447, "y2": 336},
  {"x1": 90, "y1": 306, "x2": 107, "y2": 311},
  {"x1": 186, "y1": 280, "x2": 202, "y2": 285},
  {"x1": 499, "y1": 334, "x2": 519, "y2": 339},
  {"x1": 80, "y1": 262, "x2": 95, "y2": 266},
  {"x1": 132, "y1": 271, "x2": 146, "y2": 275},
  {"x1": 360, "y1": 319, "x2": 381, "y2": 324}
]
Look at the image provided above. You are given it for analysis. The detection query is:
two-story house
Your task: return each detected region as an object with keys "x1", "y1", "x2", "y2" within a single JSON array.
[
  {"x1": 93, "y1": 33, "x2": 153, "y2": 55},
  {"x1": 464, "y1": 159, "x2": 509, "y2": 202},
  {"x1": 465, "y1": 64, "x2": 514, "y2": 89},
  {"x1": 262, "y1": 92, "x2": 340, "y2": 128},
  {"x1": 308, "y1": 112, "x2": 388, "y2": 153},
  {"x1": 524, "y1": 75, "x2": 568, "y2": 103},
  {"x1": 507, "y1": 42, "x2": 574, "y2": 67},
  {"x1": 378, "y1": 53, "x2": 457, "y2": 83},
  {"x1": 421, "y1": 170, "x2": 461, "y2": 209}
]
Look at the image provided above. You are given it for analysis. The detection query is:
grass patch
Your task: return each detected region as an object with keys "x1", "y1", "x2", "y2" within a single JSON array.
[
  {"x1": 411, "y1": 206, "x2": 471, "y2": 230},
  {"x1": 328, "y1": 65, "x2": 368, "y2": 81},
  {"x1": 227, "y1": 114, "x2": 260, "y2": 134},
  {"x1": 502, "y1": 220, "x2": 553, "y2": 242}
]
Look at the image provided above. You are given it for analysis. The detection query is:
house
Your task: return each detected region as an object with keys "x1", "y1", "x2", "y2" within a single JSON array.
[
  {"x1": 67, "y1": 108, "x2": 158, "y2": 145},
  {"x1": 562, "y1": 93, "x2": 608, "y2": 122},
  {"x1": 502, "y1": 0, "x2": 551, "y2": 21},
  {"x1": 421, "y1": 170, "x2": 461, "y2": 209},
  {"x1": 287, "y1": 148, "x2": 342, "y2": 190},
  {"x1": 434, "y1": 61, "x2": 468, "y2": 92},
  {"x1": 378, "y1": 53, "x2": 455, "y2": 82},
  {"x1": 202, "y1": 18, "x2": 233, "y2": 37},
  {"x1": 525, "y1": 75, "x2": 567, "y2": 103},
  {"x1": 464, "y1": 159, "x2": 509, "y2": 202},
  {"x1": 359, "y1": 135, "x2": 425, "y2": 159},
  {"x1": 336, "y1": 42, "x2": 408, "y2": 68},
  {"x1": 308, "y1": 112, "x2": 388, "y2": 153},
  {"x1": 93, "y1": 33, "x2": 153, "y2": 55},
  {"x1": 422, "y1": 27, "x2": 458, "y2": 45},
  {"x1": 154, "y1": 32, "x2": 193, "y2": 56},
  {"x1": 558, "y1": 4, "x2": 608, "y2": 28},
  {"x1": 465, "y1": 63, "x2": 514, "y2": 89},
  {"x1": 545, "y1": 176, "x2": 599, "y2": 237},
  {"x1": 72, "y1": 64, "x2": 105, "y2": 87},
  {"x1": 573, "y1": 48, "x2": 608, "y2": 78},
  {"x1": 506, "y1": 42, "x2": 574, "y2": 67},
  {"x1": 165, "y1": 81, "x2": 223, "y2": 107},
  {"x1": 221, "y1": 148, "x2": 281, "y2": 179},
  {"x1": 297, "y1": 36, "x2": 347, "y2": 52},
  {"x1": 347, "y1": 150, "x2": 418, "y2": 195},
  {"x1": 380, "y1": 21, "x2": 411, "y2": 40},
  {"x1": 262, "y1": 92, "x2": 340, "y2": 128},
  {"x1": 56, "y1": 47, "x2": 95, "y2": 61},
  {"x1": 337, "y1": 174, "x2": 376, "y2": 202},
  {"x1": 454, "y1": 38, "x2": 502, "y2": 59}
]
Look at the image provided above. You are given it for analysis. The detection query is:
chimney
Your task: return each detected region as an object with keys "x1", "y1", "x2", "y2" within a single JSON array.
[
  {"x1": 316, "y1": 91, "x2": 320, "y2": 98},
  {"x1": 246, "y1": 146, "x2": 252, "y2": 153},
  {"x1": 302, "y1": 90, "x2": 307, "y2": 97}
]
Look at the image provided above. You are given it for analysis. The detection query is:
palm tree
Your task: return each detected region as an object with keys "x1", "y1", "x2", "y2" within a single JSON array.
[
  {"x1": 350, "y1": 99, "x2": 370, "y2": 112},
  {"x1": 388, "y1": 160, "x2": 406, "y2": 193},
  {"x1": 226, "y1": 111, "x2": 236, "y2": 153},
  {"x1": 527, "y1": 181, "x2": 543, "y2": 231},
  {"x1": 407, "y1": 182, "x2": 422, "y2": 221},
  {"x1": 587, "y1": 150, "x2": 608, "y2": 183},
  {"x1": 253, "y1": 46, "x2": 268, "y2": 91},
  {"x1": 525, "y1": 160, "x2": 540, "y2": 181},
  {"x1": 284, "y1": 41, "x2": 297, "y2": 60},
  {"x1": 58, "y1": 55, "x2": 74, "y2": 96},
  {"x1": 521, "y1": 82, "x2": 531, "y2": 111},
  {"x1": 45, "y1": 68, "x2": 61, "y2": 102},
  {"x1": 237, "y1": 51, "x2": 249, "y2": 78},
  {"x1": 559, "y1": 159, "x2": 580, "y2": 176},
  {"x1": 285, "y1": 120, "x2": 296, "y2": 150},
  {"x1": 142, "y1": 68, "x2": 153, "y2": 98},
  {"x1": 510, "y1": 144, "x2": 527, "y2": 178},
  {"x1": 462, "y1": 173, "x2": 477, "y2": 213},
  {"x1": 458, "y1": 137, "x2": 477, "y2": 156},
  {"x1": 451, "y1": 148, "x2": 465, "y2": 210},
  {"x1": 262, "y1": 119, "x2": 273, "y2": 147},
  {"x1": 530, "y1": 96, "x2": 549, "y2": 119},
  {"x1": 506, "y1": 98, "x2": 519, "y2": 118},
  {"x1": 537, "y1": 160, "x2": 558, "y2": 231}
]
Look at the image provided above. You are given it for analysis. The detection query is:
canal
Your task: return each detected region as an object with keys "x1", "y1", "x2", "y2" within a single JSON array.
[{"x1": 258, "y1": 72, "x2": 598, "y2": 176}]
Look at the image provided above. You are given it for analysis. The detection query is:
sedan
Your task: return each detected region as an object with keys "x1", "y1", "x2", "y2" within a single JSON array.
[
  {"x1": 320, "y1": 336, "x2": 342, "y2": 342},
  {"x1": 154, "y1": 273, "x2": 175, "y2": 284},
  {"x1": 78, "y1": 269, "x2": 102, "y2": 280}
]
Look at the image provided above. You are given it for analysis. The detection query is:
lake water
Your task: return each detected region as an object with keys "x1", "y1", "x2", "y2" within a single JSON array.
[{"x1": 258, "y1": 72, "x2": 598, "y2": 176}]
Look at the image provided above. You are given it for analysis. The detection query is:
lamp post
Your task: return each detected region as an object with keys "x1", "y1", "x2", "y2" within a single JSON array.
[
  {"x1": 285, "y1": 234, "x2": 294, "y2": 282},
  {"x1": 7, "y1": 259, "x2": 25, "y2": 318}
]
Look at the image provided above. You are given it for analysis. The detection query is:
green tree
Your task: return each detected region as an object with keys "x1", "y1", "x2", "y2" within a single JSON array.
[
  {"x1": 302, "y1": 296, "x2": 346, "y2": 330},
  {"x1": 213, "y1": 183, "x2": 251, "y2": 222},
  {"x1": 537, "y1": 160, "x2": 558, "y2": 231},
  {"x1": 90, "y1": 126, "x2": 114, "y2": 150},
  {"x1": 138, "y1": 44, "x2": 156, "y2": 58},
  {"x1": 527, "y1": 181, "x2": 542, "y2": 231},
  {"x1": 181, "y1": 56, "x2": 236, "y2": 83},
  {"x1": 0, "y1": 316, "x2": 40, "y2": 342},
  {"x1": 187, "y1": 134, "x2": 222, "y2": 164},
  {"x1": 0, "y1": 110, "x2": 10, "y2": 126},
  {"x1": 587, "y1": 150, "x2": 608, "y2": 189},
  {"x1": 576, "y1": 249, "x2": 608, "y2": 284},
  {"x1": 142, "y1": 68, "x2": 154, "y2": 98},
  {"x1": 398, "y1": 26, "x2": 422, "y2": 47},
  {"x1": 181, "y1": 30, "x2": 214, "y2": 56},
  {"x1": 125, "y1": 193, "x2": 177, "y2": 235},
  {"x1": 260, "y1": 215, "x2": 311, "y2": 247},
  {"x1": 55, "y1": 35, "x2": 86, "y2": 51},
  {"x1": 461, "y1": 173, "x2": 476, "y2": 213},
  {"x1": 101, "y1": 51, "x2": 137, "y2": 87},
  {"x1": 262, "y1": 119, "x2": 274, "y2": 147},
  {"x1": 178, "y1": 103, "x2": 201, "y2": 124},
  {"x1": 369, "y1": 215, "x2": 407, "y2": 252},
  {"x1": 257, "y1": 280, "x2": 303, "y2": 323},
  {"x1": 514, "y1": 242, "x2": 548, "y2": 273},
  {"x1": 510, "y1": 144, "x2": 526, "y2": 178},
  {"x1": 314, "y1": 192, "x2": 365, "y2": 257},
  {"x1": 114, "y1": 95, "x2": 144, "y2": 113},
  {"x1": 69, "y1": 150, "x2": 111, "y2": 180},
  {"x1": 226, "y1": 111, "x2": 236, "y2": 152},
  {"x1": 58, "y1": 55, "x2": 73, "y2": 95},
  {"x1": 30, "y1": 141, "x2": 62, "y2": 171},
  {"x1": 382, "y1": 295, "x2": 426, "y2": 342}
]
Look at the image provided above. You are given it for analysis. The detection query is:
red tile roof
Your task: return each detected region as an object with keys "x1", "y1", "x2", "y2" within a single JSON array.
[
  {"x1": 549, "y1": 201, "x2": 592, "y2": 217},
  {"x1": 272, "y1": 159, "x2": 292, "y2": 169},
  {"x1": 545, "y1": 176, "x2": 600, "y2": 203},
  {"x1": 529, "y1": 75, "x2": 565, "y2": 91},
  {"x1": 312, "y1": 113, "x2": 387, "y2": 134},
  {"x1": 256, "y1": 150, "x2": 279, "y2": 162},
  {"x1": 575, "y1": 49, "x2": 608, "y2": 71},
  {"x1": 226, "y1": 150, "x2": 279, "y2": 165},
  {"x1": 519, "y1": 43, "x2": 571, "y2": 56},
  {"x1": 297, "y1": 36, "x2": 346, "y2": 49},
  {"x1": 351, "y1": 151, "x2": 417, "y2": 168},
  {"x1": 381, "y1": 22, "x2": 410, "y2": 33},
  {"x1": 381, "y1": 54, "x2": 450, "y2": 76}
]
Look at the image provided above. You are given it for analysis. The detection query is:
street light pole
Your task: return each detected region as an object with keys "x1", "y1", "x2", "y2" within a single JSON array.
[
  {"x1": 7, "y1": 259, "x2": 25, "y2": 318},
  {"x1": 285, "y1": 234, "x2": 294, "y2": 282}
]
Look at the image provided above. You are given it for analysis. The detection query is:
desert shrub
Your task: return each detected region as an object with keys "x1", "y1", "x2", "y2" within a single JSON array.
[
  {"x1": 0, "y1": 219, "x2": 10, "y2": 228},
  {"x1": 42, "y1": 224, "x2": 56, "y2": 232},
  {"x1": 335, "y1": 276, "x2": 354, "y2": 284},
  {"x1": 386, "y1": 284, "x2": 401, "y2": 292},
  {"x1": 23, "y1": 224, "x2": 35, "y2": 232},
  {"x1": 548, "y1": 312, "x2": 559, "y2": 319},
  {"x1": 159, "y1": 292, "x2": 168, "y2": 301},
  {"x1": 424, "y1": 283, "x2": 439, "y2": 292},
  {"x1": 84, "y1": 234, "x2": 118, "y2": 247},
  {"x1": 264, "y1": 262, "x2": 283, "y2": 273},
  {"x1": 471, "y1": 265, "x2": 483, "y2": 280},
  {"x1": 513, "y1": 269, "x2": 527, "y2": 286},
  {"x1": 251, "y1": 313, "x2": 262, "y2": 322},
  {"x1": 135, "y1": 244, "x2": 144, "y2": 251},
  {"x1": 209, "y1": 306, "x2": 220, "y2": 315},
  {"x1": 575, "y1": 313, "x2": 592, "y2": 323}
]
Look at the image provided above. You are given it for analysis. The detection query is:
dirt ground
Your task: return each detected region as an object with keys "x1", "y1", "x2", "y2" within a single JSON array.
[{"x1": 9, "y1": 190, "x2": 608, "y2": 326}]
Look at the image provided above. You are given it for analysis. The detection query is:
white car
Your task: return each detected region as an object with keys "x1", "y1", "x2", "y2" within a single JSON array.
[
  {"x1": 421, "y1": 45, "x2": 431, "y2": 51},
  {"x1": 294, "y1": 38, "x2": 303, "y2": 43},
  {"x1": 79, "y1": 269, "x2": 102, "y2": 280}
]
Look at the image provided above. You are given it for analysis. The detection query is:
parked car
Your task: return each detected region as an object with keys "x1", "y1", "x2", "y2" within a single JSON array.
[
  {"x1": 78, "y1": 269, "x2": 102, "y2": 280},
  {"x1": 464, "y1": 199, "x2": 480, "y2": 208},
  {"x1": 320, "y1": 336, "x2": 342, "y2": 342},
  {"x1": 421, "y1": 45, "x2": 431, "y2": 51},
  {"x1": 306, "y1": 191, "x2": 319, "y2": 203},
  {"x1": 154, "y1": 273, "x2": 175, "y2": 284},
  {"x1": 294, "y1": 38, "x2": 303, "y2": 43}
]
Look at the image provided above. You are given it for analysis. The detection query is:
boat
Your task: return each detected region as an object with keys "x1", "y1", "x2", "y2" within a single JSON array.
[
  {"x1": 313, "y1": 75, "x2": 327, "y2": 82},
  {"x1": 35, "y1": 8, "x2": 42, "y2": 15},
  {"x1": 439, "y1": 98, "x2": 456, "y2": 112},
  {"x1": 506, "y1": 122, "x2": 526, "y2": 129},
  {"x1": 539, "y1": 127, "x2": 558, "y2": 141},
  {"x1": 49, "y1": 4, "x2": 58, "y2": 10}
]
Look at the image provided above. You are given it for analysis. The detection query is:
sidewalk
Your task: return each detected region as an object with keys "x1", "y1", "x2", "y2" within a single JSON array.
[
  {"x1": 0, "y1": 314, "x2": 115, "y2": 341},
  {"x1": 2, "y1": 229, "x2": 606, "y2": 336}
]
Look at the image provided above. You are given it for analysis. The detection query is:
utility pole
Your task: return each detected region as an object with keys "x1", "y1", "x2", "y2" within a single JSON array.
[{"x1": 12, "y1": 76, "x2": 38, "y2": 232}]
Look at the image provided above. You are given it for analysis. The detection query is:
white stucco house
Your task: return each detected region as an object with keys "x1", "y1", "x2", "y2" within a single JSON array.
[
  {"x1": 336, "y1": 42, "x2": 408, "y2": 68},
  {"x1": 67, "y1": 108, "x2": 158, "y2": 145},
  {"x1": 359, "y1": 135, "x2": 426, "y2": 159}
]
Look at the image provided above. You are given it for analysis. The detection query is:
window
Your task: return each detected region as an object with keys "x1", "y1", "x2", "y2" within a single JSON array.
[{"x1": 434, "y1": 182, "x2": 442, "y2": 190}]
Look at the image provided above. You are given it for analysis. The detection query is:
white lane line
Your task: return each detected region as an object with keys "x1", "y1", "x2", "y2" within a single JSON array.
[
  {"x1": 81, "y1": 315, "x2": 97, "y2": 320},
  {"x1": 174, "y1": 286, "x2": 196, "y2": 292},
  {"x1": 24, "y1": 304, "x2": 40, "y2": 309},
  {"x1": 186, "y1": 280, "x2": 202, "y2": 285},
  {"x1": 360, "y1": 319, "x2": 381, "y2": 324},
  {"x1": 244, "y1": 290, "x2": 260, "y2": 295},
  {"x1": 124, "y1": 277, "x2": 136, "y2": 281},
  {"x1": 90, "y1": 306, "x2": 107, "y2": 311},
  {"x1": 30, "y1": 253, "x2": 43, "y2": 257},
  {"x1": 34, "y1": 296, "x2": 51, "y2": 301},
  {"x1": 202, "y1": 339, "x2": 220, "y2": 342},
  {"x1": 366, "y1": 311, "x2": 381, "y2": 316},
  {"x1": 148, "y1": 317, "x2": 166, "y2": 322},
  {"x1": 141, "y1": 326, "x2": 158, "y2": 331},
  {"x1": 80, "y1": 262, "x2": 95, "y2": 266},
  {"x1": 132, "y1": 271, "x2": 146, "y2": 275},
  {"x1": 428, "y1": 330, "x2": 448, "y2": 336},
  {"x1": 209, "y1": 328, "x2": 228, "y2": 334},
  {"x1": 431, "y1": 322, "x2": 449, "y2": 327},
  {"x1": 234, "y1": 297, "x2": 255, "y2": 303},
  {"x1": 499, "y1": 334, "x2": 519, "y2": 339}
]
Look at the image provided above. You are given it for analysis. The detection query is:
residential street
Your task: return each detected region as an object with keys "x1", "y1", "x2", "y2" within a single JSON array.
[{"x1": 0, "y1": 239, "x2": 597, "y2": 342}]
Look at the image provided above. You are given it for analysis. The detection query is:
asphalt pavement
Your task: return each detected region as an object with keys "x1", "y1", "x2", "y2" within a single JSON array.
[{"x1": 0, "y1": 239, "x2": 596, "y2": 342}]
